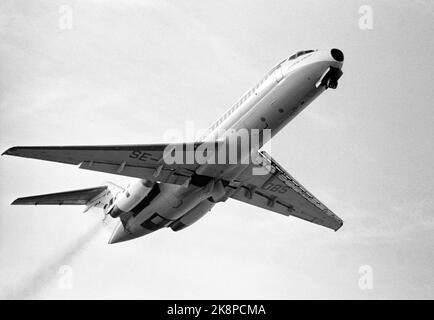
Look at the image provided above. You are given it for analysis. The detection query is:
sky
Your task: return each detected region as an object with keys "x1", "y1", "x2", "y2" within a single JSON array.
[{"x1": 0, "y1": 0, "x2": 433, "y2": 299}]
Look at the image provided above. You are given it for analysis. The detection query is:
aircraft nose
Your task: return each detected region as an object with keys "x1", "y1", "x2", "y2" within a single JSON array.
[{"x1": 330, "y1": 48, "x2": 344, "y2": 62}]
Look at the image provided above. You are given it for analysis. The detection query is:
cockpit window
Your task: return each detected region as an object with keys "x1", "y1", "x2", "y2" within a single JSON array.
[{"x1": 288, "y1": 50, "x2": 314, "y2": 61}]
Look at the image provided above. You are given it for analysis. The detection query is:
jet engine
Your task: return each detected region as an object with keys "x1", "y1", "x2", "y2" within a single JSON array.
[{"x1": 107, "y1": 179, "x2": 155, "y2": 218}]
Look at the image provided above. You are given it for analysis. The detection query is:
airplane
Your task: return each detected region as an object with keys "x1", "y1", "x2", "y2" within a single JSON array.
[{"x1": 3, "y1": 48, "x2": 345, "y2": 243}]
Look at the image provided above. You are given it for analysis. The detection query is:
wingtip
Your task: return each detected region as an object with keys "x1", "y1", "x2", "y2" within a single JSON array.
[
  {"x1": 10, "y1": 198, "x2": 32, "y2": 205},
  {"x1": 2, "y1": 147, "x2": 18, "y2": 156},
  {"x1": 334, "y1": 220, "x2": 344, "y2": 232}
]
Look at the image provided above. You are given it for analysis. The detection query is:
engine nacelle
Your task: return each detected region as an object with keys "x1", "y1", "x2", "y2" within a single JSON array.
[
  {"x1": 108, "y1": 179, "x2": 154, "y2": 218},
  {"x1": 170, "y1": 198, "x2": 216, "y2": 231}
]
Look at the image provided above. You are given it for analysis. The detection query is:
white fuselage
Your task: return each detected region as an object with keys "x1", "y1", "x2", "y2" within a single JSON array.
[{"x1": 108, "y1": 49, "x2": 344, "y2": 243}]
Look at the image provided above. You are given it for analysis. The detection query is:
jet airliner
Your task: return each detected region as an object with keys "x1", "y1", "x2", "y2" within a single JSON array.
[{"x1": 3, "y1": 48, "x2": 345, "y2": 243}]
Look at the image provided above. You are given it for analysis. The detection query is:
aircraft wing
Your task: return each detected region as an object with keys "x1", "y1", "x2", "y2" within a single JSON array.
[
  {"x1": 3, "y1": 144, "x2": 205, "y2": 185},
  {"x1": 11, "y1": 186, "x2": 108, "y2": 205},
  {"x1": 4, "y1": 145, "x2": 343, "y2": 229},
  {"x1": 226, "y1": 151, "x2": 343, "y2": 231}
]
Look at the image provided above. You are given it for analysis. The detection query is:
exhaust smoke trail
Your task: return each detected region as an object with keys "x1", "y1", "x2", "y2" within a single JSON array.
[{"x1": 3, "y1": 222, "x2": 104, "y2": 299}]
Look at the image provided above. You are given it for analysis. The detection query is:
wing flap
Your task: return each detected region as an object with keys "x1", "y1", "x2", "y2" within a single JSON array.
[
  {"x1": 79, "y1": 161, "x2": 192, "y2": 185},
  {"x1": 11, "y1": 186, "x2": 108, "y2": 206}
]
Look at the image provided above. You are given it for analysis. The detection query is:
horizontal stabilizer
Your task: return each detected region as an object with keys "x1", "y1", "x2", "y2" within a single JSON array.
[{"x1": 12, "y1": 186, "x2": 108, "y2": 206}]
